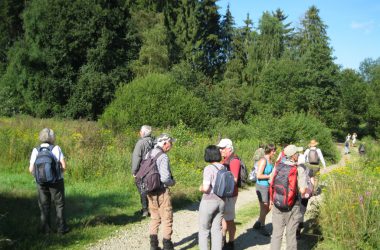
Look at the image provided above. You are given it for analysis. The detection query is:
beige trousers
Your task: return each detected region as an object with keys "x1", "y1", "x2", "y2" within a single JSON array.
[{"x1": 148, "y1": 188, "x2": 173, "y2": 239}]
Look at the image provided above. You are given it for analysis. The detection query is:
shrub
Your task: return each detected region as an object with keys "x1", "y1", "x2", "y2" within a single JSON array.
[{"x1": 100, "y1": 73, "x2": 209, "y2": 131}]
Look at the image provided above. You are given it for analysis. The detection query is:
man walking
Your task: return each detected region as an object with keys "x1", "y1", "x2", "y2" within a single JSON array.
[
  {"x1": 147, "y1": 133, "x2": 176, "y2": 250},
  {"x1": 132, "y1": 125, "x2": 154, "y2": 217},
  {"x1": 217, "y1": 138, "x2": 240, "y2": 250},
  {"x1": 270, "y1": 145, "x2": 307, "y2": 250}
]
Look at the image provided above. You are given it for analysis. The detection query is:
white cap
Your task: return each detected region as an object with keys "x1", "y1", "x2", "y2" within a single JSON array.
[{"x1": 217, "y1": 138, "x2": 233, "y2": 149}]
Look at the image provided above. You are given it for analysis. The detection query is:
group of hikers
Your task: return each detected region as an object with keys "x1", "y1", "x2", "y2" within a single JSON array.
[
  {"x1": 28, "y1": 125, "x2": 328, "y2": 250},
  {"x1": 344, "y1": 132, "x2": 365, "y2": 155}
]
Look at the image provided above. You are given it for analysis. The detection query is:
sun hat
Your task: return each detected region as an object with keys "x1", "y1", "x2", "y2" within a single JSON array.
[
  {"x1": 308, "y1": 139, "x2": 318, "y2": 147},
  {"x1": 284, "y1": 145, "x2": 303, "y2": 157}
]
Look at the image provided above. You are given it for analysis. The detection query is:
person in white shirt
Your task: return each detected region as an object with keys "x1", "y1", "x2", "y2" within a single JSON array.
[{"x1": 304, "y1": 139, "x2": 326, "y2": 195}]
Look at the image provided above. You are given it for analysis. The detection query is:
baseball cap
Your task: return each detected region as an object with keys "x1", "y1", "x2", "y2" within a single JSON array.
[
  {"x1": 284, "y1": 145, "x2": 303, "y2": 157},
  {"x1": 217, "y1": 138, "x2": 233, "y2": 149}
]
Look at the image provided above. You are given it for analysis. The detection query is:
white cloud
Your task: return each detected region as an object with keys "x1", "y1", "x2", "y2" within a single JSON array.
[{"x1": 351, "y1": 20, "x2": 375, "y2": 34}]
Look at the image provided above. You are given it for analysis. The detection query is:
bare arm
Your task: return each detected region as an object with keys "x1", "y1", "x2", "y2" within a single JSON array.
[{"x1": 257, "y1": 158, "x2": 270, "y2": 180}]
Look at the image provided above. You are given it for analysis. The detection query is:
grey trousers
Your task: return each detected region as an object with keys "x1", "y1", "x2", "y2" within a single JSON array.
[
  {"x1": 198, "y1": 199, "x2": 225, "y2": 250},
  {"x1": 270, "y1": 204, "x2": 302, "y2": 250}
]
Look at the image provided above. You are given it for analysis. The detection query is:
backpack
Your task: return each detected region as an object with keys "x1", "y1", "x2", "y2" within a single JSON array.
[
  {"x1": 299, "y1": 164, "x2": 313, "y2": 199},
  {"x1": 359, "y1": 144, "x2": 365, "y2": 154},
  {"x1": 224, "y1": 155, "x2": 248, "y2": 187},
  {"x1": 135, "y1": 151, "x2": 164, "y2": 193},
  {"x1": 34, "y1": 145, "x2": 61, "y2": 184},
  {"x1": 308, "y1": 149, "x2": 320, "y2": 165},
  {"x1": 212, "y1": 164, "x2": 235, "y2": 198},
  {"x1": 270, "y1": 162, "x2": 298, "y2": 211},
  {"x1": 249, "y1": 162, "x2": 258, "y2": 183}
]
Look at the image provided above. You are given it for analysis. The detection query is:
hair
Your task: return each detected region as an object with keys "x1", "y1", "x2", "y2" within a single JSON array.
[
  {"x1": 264, "y1": 144, "x2": 276, "y2": 154},
  {"x1": 140, "y1": 125, "x2": 152, "y2": 137},
  {"x1": 204, "y1": 145, "x2": 222, "y2": 163},
  {"x1": 39, "y1": 128, "x2": 55, "y2": 144}
]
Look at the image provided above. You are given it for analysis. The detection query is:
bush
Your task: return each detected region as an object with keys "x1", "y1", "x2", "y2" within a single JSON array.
[{"x1": 100, "y1": 73, "x2": 209, "y2": 131}]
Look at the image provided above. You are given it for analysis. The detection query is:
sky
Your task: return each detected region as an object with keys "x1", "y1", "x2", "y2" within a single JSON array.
[{"x1": 217, "y1": 0, "x2": 380, "y2": 70}]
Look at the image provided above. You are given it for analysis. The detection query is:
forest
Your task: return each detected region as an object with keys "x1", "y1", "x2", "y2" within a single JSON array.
[{"x1": 1, "y1": 0, "x2": 380, "y2": 139}]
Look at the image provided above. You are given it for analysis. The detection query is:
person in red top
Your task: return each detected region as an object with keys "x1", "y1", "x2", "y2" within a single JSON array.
[{"x1": 217, "y1": 138, "x2": 240, "y2": 250}]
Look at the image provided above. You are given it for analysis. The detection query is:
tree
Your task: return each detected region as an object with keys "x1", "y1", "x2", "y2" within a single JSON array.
[{"x1": 220, "y1": 4, "x2": 234, "y2": 64}]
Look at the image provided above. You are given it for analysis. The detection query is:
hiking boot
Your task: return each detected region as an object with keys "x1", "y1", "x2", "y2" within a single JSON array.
[
  {"x1": 253, "y1": 220, "x2": 261, "y2": 229},
  {"x1": 223, "y1": 241, "x2": 235, "y2": 250},
  {"x1": 258, "y1": 226, "x2": 271, "y2": 237},
  {"x1": 162, "y1": 238, "x2": 174, "y2": 250},
  {"x1": 57, "y1": 226, "x2": 70, "y2": 235},
  {"x1": 142, "y1": 209, "x2": 150, "y2": 217},
  {"x1": 150, "y1": 235, "x2": 161, "y2": 250}
]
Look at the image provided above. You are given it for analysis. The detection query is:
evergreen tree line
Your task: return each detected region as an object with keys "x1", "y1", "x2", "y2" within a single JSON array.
[{"x1": 0, "y1": 0, "x2": 379, "y2": 138}]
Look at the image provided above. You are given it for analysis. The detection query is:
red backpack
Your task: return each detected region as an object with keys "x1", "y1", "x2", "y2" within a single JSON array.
[{"x1": 270, "y1": 162, "x2": 298, "y2": 211}]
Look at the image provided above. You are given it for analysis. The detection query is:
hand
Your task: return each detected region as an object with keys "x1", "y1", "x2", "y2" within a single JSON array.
[{"x1": 199, "y1": 184, "x2": 203, "y2": 192}]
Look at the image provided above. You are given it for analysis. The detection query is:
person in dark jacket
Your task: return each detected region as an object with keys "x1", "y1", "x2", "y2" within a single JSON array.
[{"x1": 132, "y1": 125, "x2": 154, "y2": 217}]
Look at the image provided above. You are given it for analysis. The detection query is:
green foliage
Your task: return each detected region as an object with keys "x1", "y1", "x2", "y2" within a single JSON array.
[
  {"x1": 100, "y1": 73, "x2": 209, "y2": 131},
  {"x1": 319, "y1": 160, "x2": 380, "y2": 249}
]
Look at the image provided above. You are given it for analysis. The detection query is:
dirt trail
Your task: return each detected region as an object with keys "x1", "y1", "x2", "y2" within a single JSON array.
[{"x1": 89, "y1": 144, "x2": 349, "y2": 250}]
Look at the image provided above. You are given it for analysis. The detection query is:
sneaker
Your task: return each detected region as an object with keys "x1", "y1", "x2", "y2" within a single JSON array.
[
  {"x1": 223, "y1": 241, "x2": 234, "y2": 250},
  {"x1": 258, "y1": 226, "x2": 271, "y2": 237},
  {"x1": 253, "y1": 221, "x2": 261, "y2": 229}
]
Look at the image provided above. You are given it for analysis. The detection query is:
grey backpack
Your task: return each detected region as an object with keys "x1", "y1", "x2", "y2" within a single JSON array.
[
  {"x1": 212, "y1": 164, "x2": 235, "y2": 198},
  {"x1": 308, "y1": 149, "x2": 320, "y2": 165}
]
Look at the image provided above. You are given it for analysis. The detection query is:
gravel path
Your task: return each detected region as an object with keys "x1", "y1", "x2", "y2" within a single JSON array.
[{"x1": 89, "y1": 145, "x2": 348, "y2": 250}]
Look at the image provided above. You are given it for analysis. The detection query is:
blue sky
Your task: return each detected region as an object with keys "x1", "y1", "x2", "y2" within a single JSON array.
[{"x1": 217, "y1": 0, "x2": 380, "y2": 70}]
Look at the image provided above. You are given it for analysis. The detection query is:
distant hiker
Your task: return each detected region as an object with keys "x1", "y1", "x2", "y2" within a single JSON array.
[
  {"x1": 28, "y1": 128, "x2": 69, "y2": 235},
  {"x1": 147, "y1": 133, "x2": 176, "y2": 250},
  {"x1": 253, "y1": 144, "x2": 276, "y2": 237},
  {"x1": 198, "y1": 145, "x2": 226, "y2": 250},
  {"x1": 218, "y1": 138, "x2": 240, "y2": 250},
  {"x1": 352, "y1": 132, "x2": 357, "y2": 147},
  {"x1": 344, "y1": 135, "x2": 350, "y2": 155},
  {"x1": 252, "y1": 144, "x2": 265, "y2": 167},
  {"x1": 132, "y1": 125, "x2": 154, "y2": 217},
  {"x1": 270, "y1": 145, "x2": 307, "y2": 250},
  {"x1": 296, "y1": 153, "x2": 314, "y2": 239},
  {"x1": 304, "y1": 139, "x2": 326, "y2": 195}
]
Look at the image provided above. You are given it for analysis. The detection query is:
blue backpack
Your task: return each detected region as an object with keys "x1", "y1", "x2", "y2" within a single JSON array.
[
  {"x1": 34, "y1": 145, "x2": 61, "y2": 184},
  {"x1": 212, "y1": 164, "x2": 235, "y2": 198}
]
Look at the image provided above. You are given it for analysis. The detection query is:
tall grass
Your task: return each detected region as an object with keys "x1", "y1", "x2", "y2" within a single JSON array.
[{"x1": 317, "y1": 140, "x2": 380, "y2": 249}]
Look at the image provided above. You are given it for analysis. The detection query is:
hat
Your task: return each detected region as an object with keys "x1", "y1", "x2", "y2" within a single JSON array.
[
  {"x1": 156, "y1": 133, "x2": 176, "y2": 143},
  {"x1": 217, "y1": 138, "x2": 233, "y2": 149},
  {"x1": 284, "y1": 145, "x2": 303, "y2": 157},
  {"x1": 308, "y1": 139, "x2": 318, "y2": 147}
]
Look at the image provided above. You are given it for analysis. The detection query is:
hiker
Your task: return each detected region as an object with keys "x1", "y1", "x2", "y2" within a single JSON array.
[
  {"x1": 198, "y1": 145, "x2": 226, "y2": 250},
  {"x1": 352, "y1": 132, "x2": 357, "y2": 147},
  {"x1": 147, "y1": 133, "x2": 176, "y2": 250},
  {"x1": 218, "y1": 138, "x2": 240, "y2": 250},
  {"x1": 304, "y1": 139, "x2": 326, "y2": 195},
  {"x1": 296, "y1": 153, "x2": 314, "y2": 239},
  {"x1": 28, "y1": 128, "x2": 69, "y2": 235},
  {"x1": 270, "y1": 145, "x2": 308, "y2": 250},
  {"x1": 253, "y1": 144, "x2": 276, "y2": 237},
  {"x1": 132, "y1": 125, "x2": 154, "y2": 217},
  {"x1": 344, "y1": 135, "x2": 350, "y2": 154},
  {"x1": 275, "y1": 143, "x2": 289, "y2": 166}
]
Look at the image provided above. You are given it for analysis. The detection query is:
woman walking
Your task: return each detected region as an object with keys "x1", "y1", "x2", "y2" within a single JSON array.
[
  {"x1": 198, "y1": 145, "x2": 225, "y2": 250},
  {"x1": 253, "y1": 144, "x2": 276, "y2": 236}
]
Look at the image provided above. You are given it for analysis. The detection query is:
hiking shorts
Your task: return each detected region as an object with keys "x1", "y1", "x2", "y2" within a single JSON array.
[
  {"x1": 224, "y1": 196, "x2": 237, "y2": 221},
  {"x1": 256, "y1": 183, "x2": 270, "y2": 203}
]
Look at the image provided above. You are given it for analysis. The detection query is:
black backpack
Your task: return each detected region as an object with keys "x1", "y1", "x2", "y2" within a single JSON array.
[
  {"x1": 34, "y1": 145, "x2": 61, "y2": 184},
  {"x1": 135, "y1": 151, "x2": 164, "y2": 193},
  {"x1": 224, "y1": 155, "x2": 248, "y2": 187},
  {"x1": 212, "y1": 165, "x2": 235, "y2": 198},
  {"x1": 308, "y1": 149, "x2": 320, "y2": 165}
]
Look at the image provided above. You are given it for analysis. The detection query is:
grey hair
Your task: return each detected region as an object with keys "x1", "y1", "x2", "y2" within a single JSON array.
[
  {"x1": 140, "y1": 125, "x2": 152, "y2": 137},
  {"x1": 39, "y1": 128, "x2": 55, "y2": 144}
]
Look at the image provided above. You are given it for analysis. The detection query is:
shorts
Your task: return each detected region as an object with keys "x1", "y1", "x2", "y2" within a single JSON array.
[
  {"x1": 223, "y1": 196, "x2": 237, "y2": 221},
  {"x1": 256, "y1": 184, "x2": 270, "y2": 203}
]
